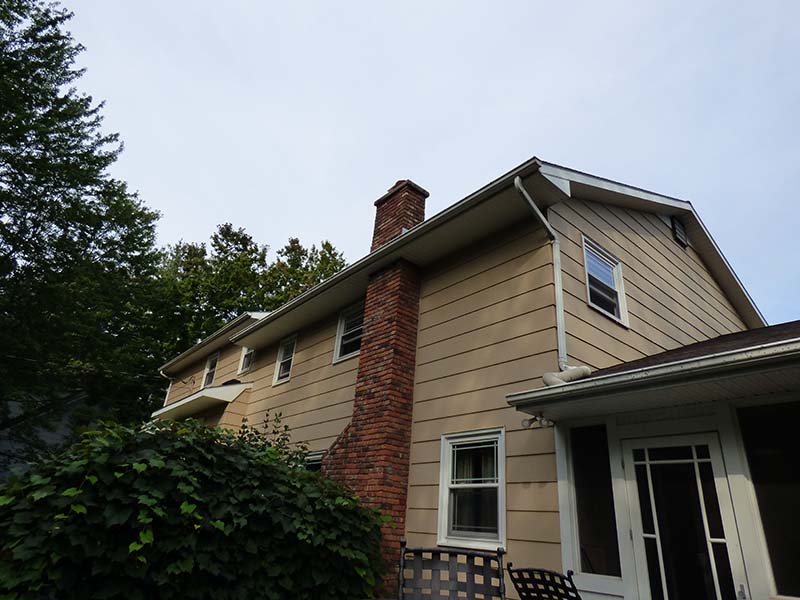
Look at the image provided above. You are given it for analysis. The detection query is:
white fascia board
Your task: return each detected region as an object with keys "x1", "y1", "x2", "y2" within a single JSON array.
[
  {"x1": 537, "y1": 162, "x2": 693, "y2": 211},
  {"x1": 506, "y1": 338, "x2": 800, "y2": 413},
  {"x1": 151, "y1": 383, "x2": 251, "y2": 420}
]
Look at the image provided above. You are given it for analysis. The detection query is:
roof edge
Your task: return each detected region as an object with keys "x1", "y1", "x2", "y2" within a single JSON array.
[{"x1": 507, "y1": 336, "x2": 800, "y2": 410}]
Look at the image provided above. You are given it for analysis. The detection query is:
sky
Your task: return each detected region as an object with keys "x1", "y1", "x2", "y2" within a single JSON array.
[{"x1": 67, "y1": 1, "x2": 800, "y2": 324}]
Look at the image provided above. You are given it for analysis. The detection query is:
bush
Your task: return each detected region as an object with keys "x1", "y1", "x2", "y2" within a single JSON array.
[{"x1": 0, "y1": 419, "x2": 384, "y2": 599}]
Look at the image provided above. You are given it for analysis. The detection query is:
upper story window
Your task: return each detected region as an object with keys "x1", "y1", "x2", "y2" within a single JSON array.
[
  {"x1": 583, "y1": 237, "x2": 628, "y2": 326},
  {"x1": 202, "y1": 353, "x2": 218, "y2": 388},
  {"x1": 438, "y1": 428, "x2": 506, "y2": 551},
  {"x1": 273, "y1": 335, "x2": 297, "y2": 385},
  {"x1": 334, "y1": 304, "x2": 364, "y2": 362},
  {"x1": 238, "y1": 346, "x2": 255, "y2": 374}
]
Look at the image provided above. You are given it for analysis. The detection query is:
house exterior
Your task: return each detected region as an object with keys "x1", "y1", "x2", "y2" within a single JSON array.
[{"x1": 155, "y1": 157, "x2": 798, "y2": 600}]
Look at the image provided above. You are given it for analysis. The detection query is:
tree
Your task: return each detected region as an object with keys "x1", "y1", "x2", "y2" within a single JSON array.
[
  {"x1": 0, "y1": 0, "x2": 163, "y2": 468},
  {"x1": 0, "y1": 419, "x2": 385, "y2": 599},
  {"x1": 159, "y1": 225, "x2": 345, "y2": 356}
]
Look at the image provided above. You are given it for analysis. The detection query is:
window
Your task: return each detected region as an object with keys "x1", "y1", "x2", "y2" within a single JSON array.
[
  {"x1": 202, "y1": 353, "x2": 218, "y2": 388},
  {"x1": 238, "y1": 346, "x2": 255, "y2": 374},
  {"x1": 739, "y1": 402, "x2": 800, "y2": 597},
  {"x1": 438, "y1": 429, "x2": 505, "y2": 550},
  {"x1": 334, "y1": 304, "x2": 364, "y2": 361},
  {"x1": 583, "y1": 237, "x2": 628, "y2": 325},
  {"x1": 273, "y1": 335, "x2": 296, "y2": 385},
  {"x1": 570, "y1": 425, "x2": 621, "y2": 577}
]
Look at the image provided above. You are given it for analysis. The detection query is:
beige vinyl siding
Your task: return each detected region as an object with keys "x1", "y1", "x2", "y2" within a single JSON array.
[
  {"x1": 239, "y1": 314, "x2": 359, "y2": 452},
  {"x1": 164, "y1": 344, "x2": 243, "y2": 405},
  {"x1": 405, "y1": 222, "x2": 563, "y2": 593},
  {"x1": 550, "y1": 197, "x2": 747, "y2": 370},
  {"x1": 161, "y1": 314, "x2": 358, "y2": 449}
]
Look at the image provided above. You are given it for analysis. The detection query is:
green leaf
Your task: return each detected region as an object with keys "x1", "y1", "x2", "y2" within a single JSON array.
[
  {"x1": 0, "y1": 495, "x2": 14, "y2": 506},
  {"x1": 128, "y1": 541, "x2": 143, "y2": 553},
  {"x1": 132, "y1": 463, "x2": 147, "y2": 473},
  {"x1": 85, "y1": 475, "x2": 98, "y2": 485},
  {"x1": 180, "y1": 501, "x2": 197, "y2": 515},
  {"x1": 62, "y1": 487, "x2": 82, "y2": 497},
  {"x1": 71, "y1": 504, "x2": 87, "y2": 514},
  {"x1": 30, "y1": 489, "x2": 52, "y2": 501},
  {"x1": 139, "y1": 529, "x2": 154, "y2": 545},
  {"x1": 210, "y1": 520, "x2": 225, "y2": 532}
]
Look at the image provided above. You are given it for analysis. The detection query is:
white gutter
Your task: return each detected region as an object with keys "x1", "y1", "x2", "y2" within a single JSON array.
[{"x1": 507, "y1": 337, "x2": 800, "y2": 411}]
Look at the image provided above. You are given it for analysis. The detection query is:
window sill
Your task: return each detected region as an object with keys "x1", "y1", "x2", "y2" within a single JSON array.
[
  {"x1": 272, "y1": 376, "x2": 291, "y2": 388},
  {"x1": 587, "y1": 302, "x2": 629, "y2": 328},
  {"x1": 332, "y1": 350, "x2": 360, "y2": 365},
  {"x1": 437, "y1": 536, "x2": 505, "y2": 553}
]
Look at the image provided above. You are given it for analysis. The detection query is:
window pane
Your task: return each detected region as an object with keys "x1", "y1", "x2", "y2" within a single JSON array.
[
  {"x1": 277, "y1": 358, "x2": 292, "y2": 380},
  {"x1": 449, "y1": 487, "x2": 498, "y2": 537},
  {"x1": 648, "y1": 446, "x2": 693, "y2": 461},
  {"x1": 343, "y1": 309, "x2": 364, "y2": 334},
  {"x1": 452, "y1": 441, "x2": 497, "y2": 484},
  {"x1": 339, "y1": 336, "x2": 361, "y2": 357},
  {"x1": 588, "y1": 275, "x2": 620, "y2": 317},
  {"x1": 570, "y1": 425, "x2": 621, "y2": 576},
  {"x1": 738, "y1": 402, "x2": 800, "y2": 596},
  {"x1": 586, "y1": 248, "x2": 616, "y2": 288},
  {"x1": 241, "y1": 349, "x2": 254, "y2": 371}
]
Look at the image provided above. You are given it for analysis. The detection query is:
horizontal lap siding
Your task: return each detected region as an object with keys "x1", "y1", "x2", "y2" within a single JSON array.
[
  {"x1": 550, "y1": 198, "x2": 747, "y2": 370},
  {"x1": 405, "y1": 222, "x2": 562, "y2": 588},
  {"x1": 241, "y1": 315, "x2": 358, "y2": 452},
  {"x1": 164, "y1": 344, "x2": 243, "y2": 405},
  {"x1": 163, "y1": 315, "x2": 358, "y2": 451}
]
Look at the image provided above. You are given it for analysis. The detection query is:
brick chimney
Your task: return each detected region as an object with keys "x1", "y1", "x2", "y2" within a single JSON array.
[
  {"x1": 323, "y1": 180, "x2": 428, "y2": 593},
  {"x1": 371, "y1": 180, "x2": 429, "y2": 251}
]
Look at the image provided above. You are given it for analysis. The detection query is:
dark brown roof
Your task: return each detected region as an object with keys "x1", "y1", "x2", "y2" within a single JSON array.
[{"x1": 590, "y1": 320, "x2": 800, "y2": 379}]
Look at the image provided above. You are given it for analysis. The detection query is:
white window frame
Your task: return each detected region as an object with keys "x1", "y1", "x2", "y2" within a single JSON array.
[
  {"x1": 582, "y1": 235, "x2": 629, "y2": 327},
  {"x1": 333, "y1": 303, "x2": 364, "y2": 363},
  {"x1": 201, "y1": 352, "x2": 219, "y2": 388},
  {"x1": 238, "y1": 346, "x2": 255, "y2": 374},
  {"x1": 272, "y1": 335, "x2": 297, "y2": 385},
  {"x1": 437, "y1": 428, "x2": 506, "y2": 551}
]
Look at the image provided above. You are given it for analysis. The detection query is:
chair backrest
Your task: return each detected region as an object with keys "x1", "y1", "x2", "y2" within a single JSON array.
[
  {"x1": 398, "y1": 539, "x2": 506, "y2": 599},
  {"x1": 506, "y1": 565, "x2": 582, "y2": 600}
]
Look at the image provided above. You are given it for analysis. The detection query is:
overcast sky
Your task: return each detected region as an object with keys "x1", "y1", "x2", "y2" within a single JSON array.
[{"x1": 68, "y1": 1, "x2": 799, "y2": 324}]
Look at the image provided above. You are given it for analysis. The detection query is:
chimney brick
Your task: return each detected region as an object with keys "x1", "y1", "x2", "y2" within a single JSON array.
[
  {"x1": 323, "y1": 181, "x2": 428, "y2": 594},
  {"x1": 371, "y1": 180, "x2": 428, "y2": 251}
]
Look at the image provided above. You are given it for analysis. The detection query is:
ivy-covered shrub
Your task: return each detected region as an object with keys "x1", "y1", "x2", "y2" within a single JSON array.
[{"x1": 0, "y1": 419, "x2": 384, "y2": 599}]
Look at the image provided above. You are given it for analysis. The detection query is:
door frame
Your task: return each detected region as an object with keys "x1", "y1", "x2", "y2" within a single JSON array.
[
  {"x1": 621, "y1": 432, "x2": 748, "y2": 600},
  {"x1": 555, "y1": 401, "x2": 774, "y2": 600}
]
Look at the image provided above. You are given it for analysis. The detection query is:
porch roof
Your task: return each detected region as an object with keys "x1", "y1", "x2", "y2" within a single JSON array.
[{"x1": 507, "y1": 321, "x2": 800, "y2": 421}]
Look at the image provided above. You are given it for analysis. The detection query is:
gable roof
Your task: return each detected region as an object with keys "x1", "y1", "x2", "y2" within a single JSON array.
[{"x1": 163, "y1": 156, "x2": 766, "y2": 371}]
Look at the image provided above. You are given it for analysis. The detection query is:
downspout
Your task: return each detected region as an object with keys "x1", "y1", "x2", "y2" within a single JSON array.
[
  {"x1": 159, "y1": 369, "x2": 173, "y2": 407},
  {"x1": 514, "y1": 176, "x2": 591, "y2": 385}
]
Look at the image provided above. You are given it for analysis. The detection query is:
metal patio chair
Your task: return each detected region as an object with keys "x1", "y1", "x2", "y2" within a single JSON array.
[
  {"x1": 506, "y1": 565, "x2": 582, "y2": 600},
  {"x1": 398, "y1": 538, "x2": 506, "y2": 599}
]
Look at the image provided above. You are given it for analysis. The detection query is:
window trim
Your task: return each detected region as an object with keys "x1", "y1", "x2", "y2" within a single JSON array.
[
  {"x1": 437, "y1": 427, "x2": 506, "y2": 551},
  {"x1": 333, "y1": 303, "x2": 364, "y2": 364},
  {"x1": 272, "y1": 334, "x2": 297, "y2": 386},
  {"x1": 201, "y1": 352, "x2": 219, "y2": 389},
  {"x1": 238, "y1": 346, "x2": 256, "y2": 374},
  {"x1": 582, "y1": 235, "x2": 629, "y2": 327}
]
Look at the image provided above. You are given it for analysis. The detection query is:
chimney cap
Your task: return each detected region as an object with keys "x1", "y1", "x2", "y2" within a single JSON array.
[{"x1": 374, "y1": 179, "x2": 430, "y2": 206}]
